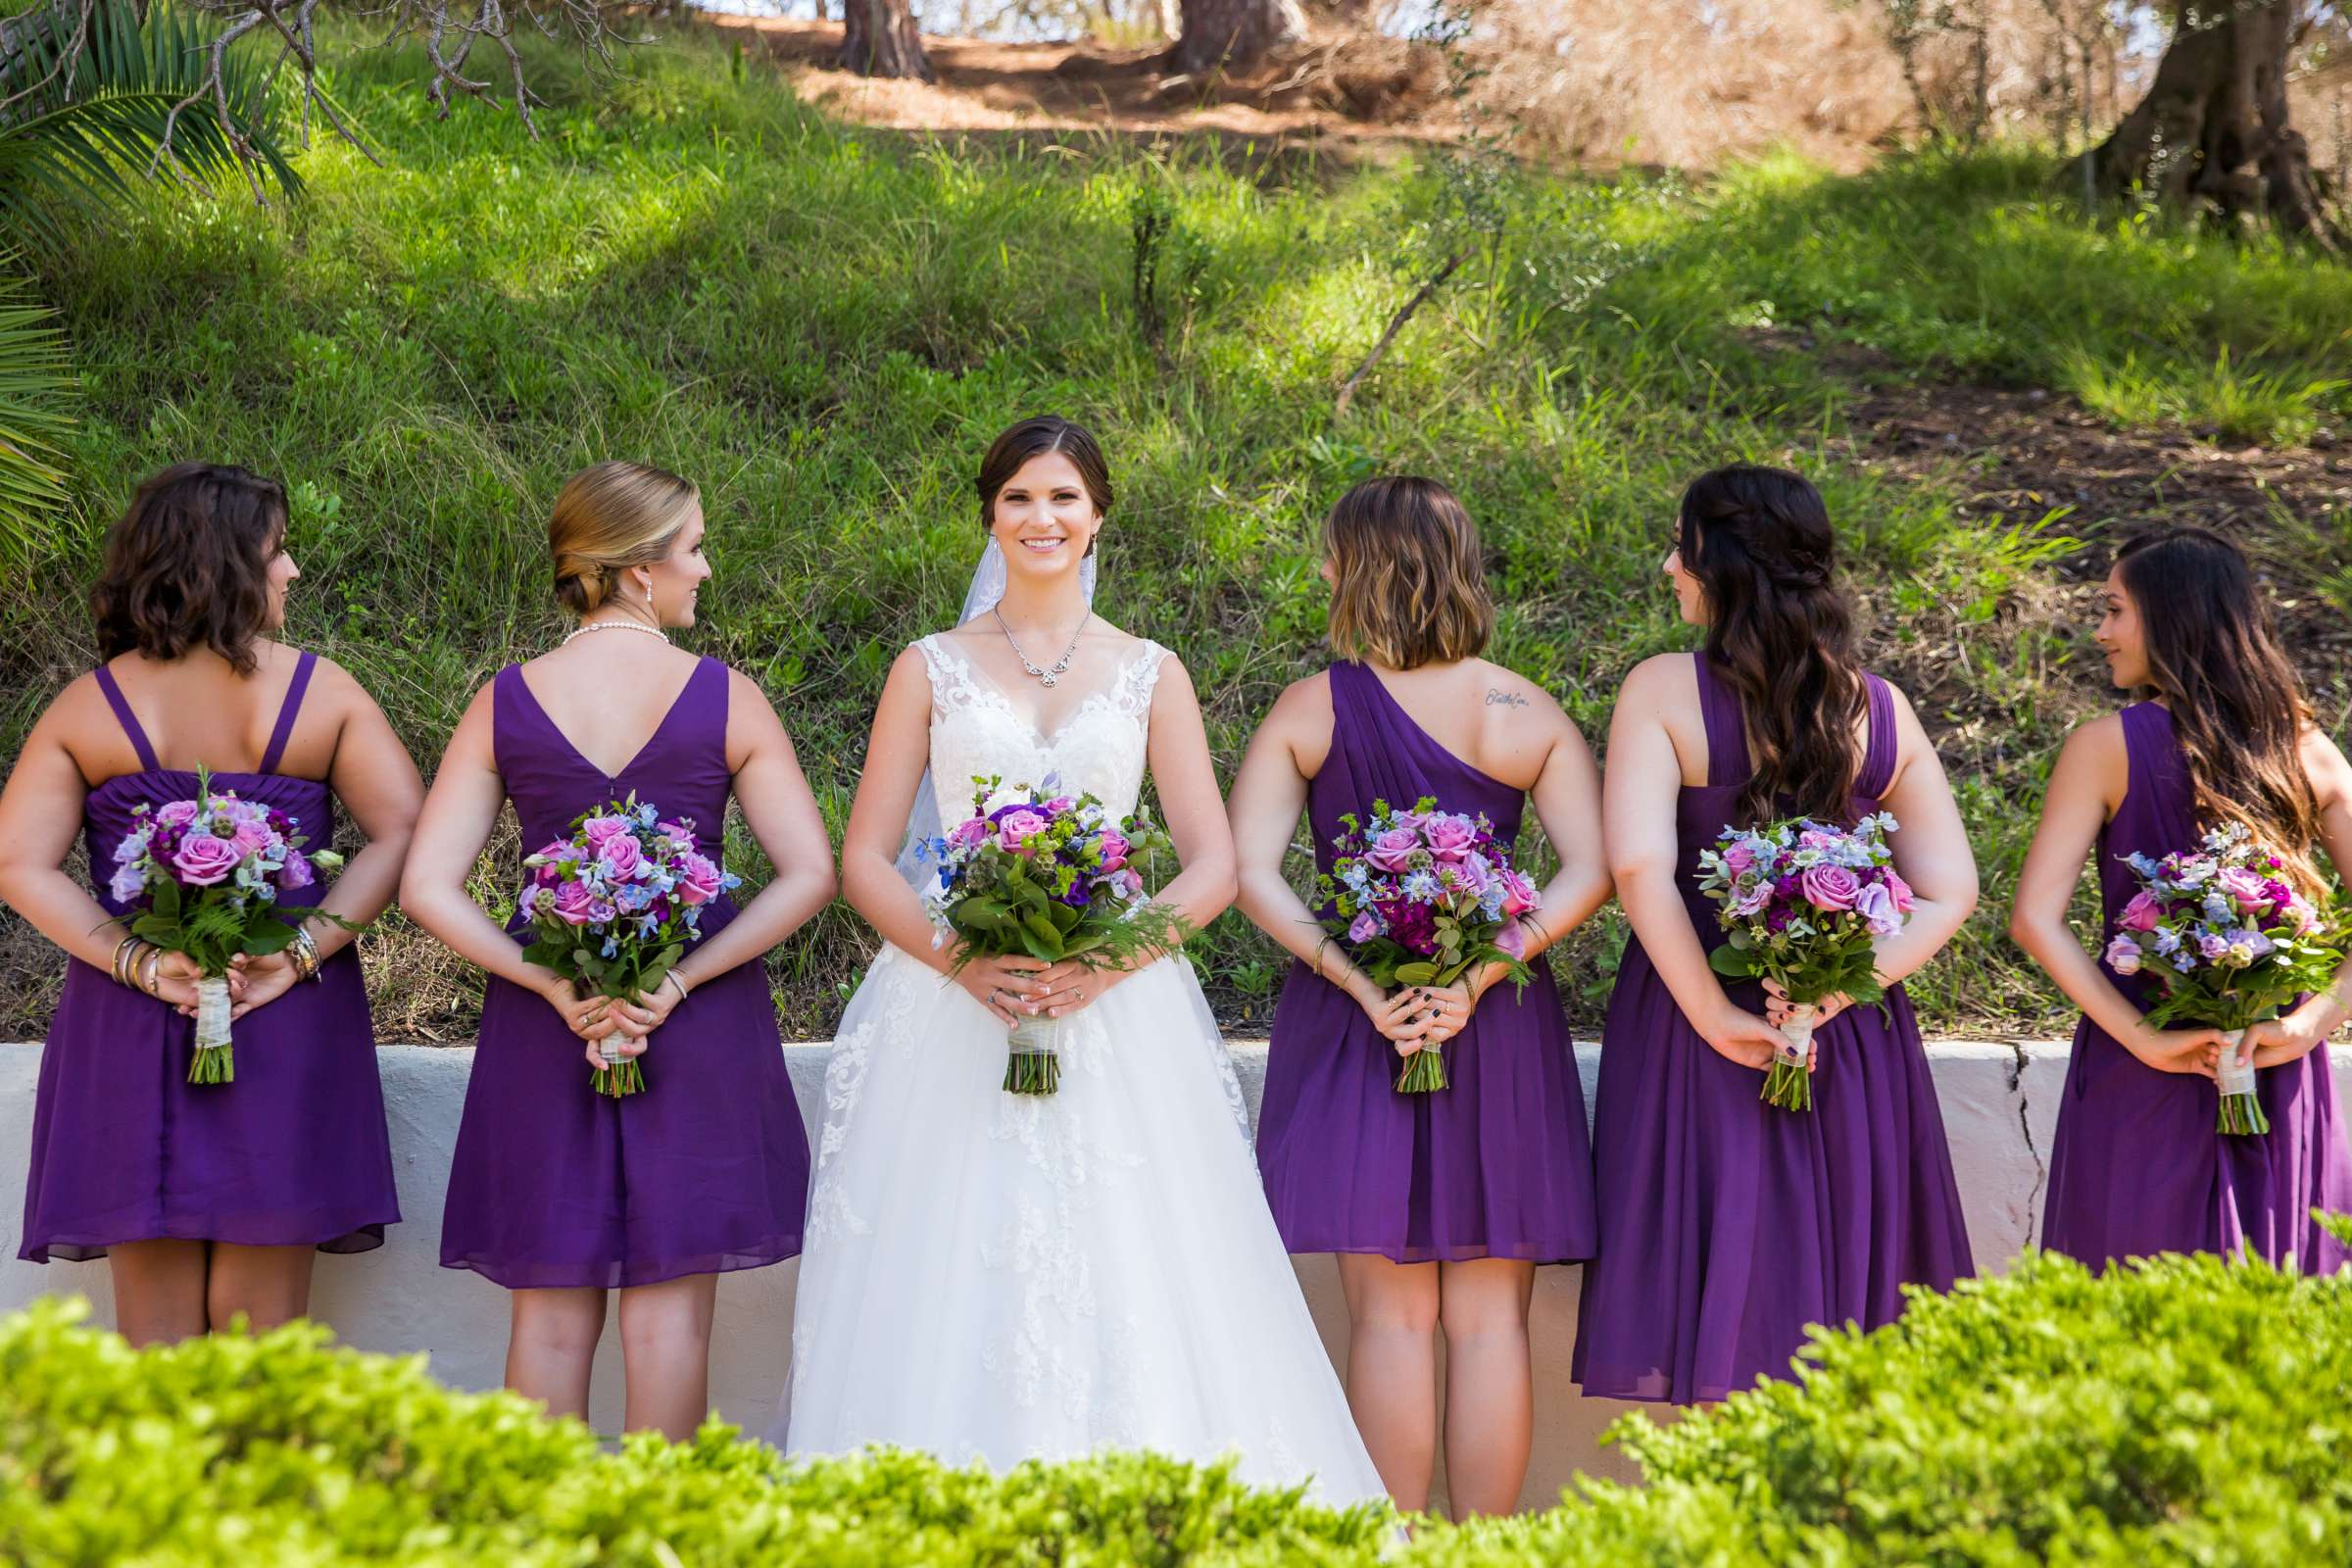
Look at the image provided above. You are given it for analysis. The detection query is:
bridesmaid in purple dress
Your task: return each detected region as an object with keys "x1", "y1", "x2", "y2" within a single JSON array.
[
  {"x1": 2012, "y1": 528, "x2": 2352, "y2": 1271},
  {"x1": 1229, "y1": 477, "x2": 1610, "y2": 1516},
  {"x1": 1572, "y1": 465, "x2": 1977, "y2": 1405},
  {"x1": 0, "y1": 463, "x2": 416, "y2": 1345},
  {"x1": 401, "y1": 462, "x2": 832, "y2": 1440}
]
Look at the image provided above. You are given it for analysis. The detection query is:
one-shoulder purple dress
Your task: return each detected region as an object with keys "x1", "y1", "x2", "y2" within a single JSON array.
[
  {"x1": 438, "y1": 657, "x2": 808, "y2": 1290},
  {"x1": 1255, "y1": 662, "x2": 1596, "y2": 1264},
  {"x1": 2041, "y1": 702, "x2": 2352, "y2": 1271},
  {"x1": 1571, "y1": 654, "x2": 1973, "y2": 1403},
  {"x1": 20, "y1": 655, "x2": 401, "y2": 1261}
]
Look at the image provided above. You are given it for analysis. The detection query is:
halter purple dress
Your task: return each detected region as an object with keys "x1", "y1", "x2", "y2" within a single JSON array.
[
  {"x1": 437, "y1": 657, "x2": 808, "y2": 1290},
  {"x1": 1254, "y1": 662, "x2": 1596, "y2": 1263},
  {"x1": 20, "y1": 655, "x2": 400, "y2": 1261},
  {"x1": 2041, "y1": 702, "x2": 2352, "y2": 1271},
  {"x1": 1571, "y1": 654, "x2": 1974, "y2": 1403}
]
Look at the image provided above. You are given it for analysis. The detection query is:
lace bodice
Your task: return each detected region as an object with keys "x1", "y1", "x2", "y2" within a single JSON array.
[{"x1": 914, "y1": 635, "x2": 1169, "y2": 828}]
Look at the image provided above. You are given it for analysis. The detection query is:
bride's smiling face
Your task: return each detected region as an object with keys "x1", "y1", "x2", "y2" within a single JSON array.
[{"x1": 988, "y1": 451, "x2": 1100, "y2": 587}]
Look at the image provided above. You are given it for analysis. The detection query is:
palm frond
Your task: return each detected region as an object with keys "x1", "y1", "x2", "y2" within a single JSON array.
[
  {"x1": 0, "y1": 0, "x2": 302, "y2": 252},
  {"x1": 0, "y1": 258, "x2": 74, "y2": 567}
]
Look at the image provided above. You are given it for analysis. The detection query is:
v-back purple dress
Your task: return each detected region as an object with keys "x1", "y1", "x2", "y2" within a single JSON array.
[
  {"x1": 2041, "y1": 702, "x2": 2352, "y2": 1271},
  {"x1": 20, "y1": 654, "x2": 401, "y2": 1261},
  {"x1": 438, "y1": 657, "x2": 808, "y2": 1290},
  {"x1": 1571, "y1": 654, "x2": 1973, "y2": 1403},
  {"x1": 1254, "y1": 662, "x2": 1596, "y2": 1263}
]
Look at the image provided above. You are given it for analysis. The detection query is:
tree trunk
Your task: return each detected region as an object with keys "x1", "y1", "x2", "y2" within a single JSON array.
[
  {"x1": 838, "y1": 0, "x2": 931, "y2": 81},
  {"x1": 2092, "y1": 0, "x2": 2343, "y2": 252},
  {"x1": 1170, "y1": 0, "x2": 1304, "y2": 75}
]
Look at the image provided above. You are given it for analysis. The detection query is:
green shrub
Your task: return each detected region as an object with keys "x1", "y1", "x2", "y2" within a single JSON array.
[{"x1": 4, "y1": 1239, "x2": 2347, "y2": 1565}]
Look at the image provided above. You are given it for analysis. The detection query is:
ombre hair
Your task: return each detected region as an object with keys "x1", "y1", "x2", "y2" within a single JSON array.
[
  {"x1": 547, "y1": 461, "x2": 700, "y2": 616},
  {"x1": 1322, "y1": 476, "x2": 1494, "y2": 670},
  {"x1": 2116, "y1": 528, "x2": 2327, "y2": 899},
  {"x1": 91, "y1": 462, "x2": 289, "y2": 676},
  {"x1": 1678, "y1": 464, "x2": 1869, "y2": 826}
]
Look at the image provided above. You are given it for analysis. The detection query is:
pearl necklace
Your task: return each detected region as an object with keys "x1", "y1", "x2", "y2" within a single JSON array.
[
  {"x1": 564, "y1": 618, "x2": 667, "y2": 646},
  {"x1": 994, "y1": 607, "x2": 1087, "y2": 688}
]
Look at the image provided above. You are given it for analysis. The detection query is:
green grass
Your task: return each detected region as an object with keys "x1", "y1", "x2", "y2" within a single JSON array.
[{"x1": 2, "y1": 24, "x2": 2345, "y2": 1041}]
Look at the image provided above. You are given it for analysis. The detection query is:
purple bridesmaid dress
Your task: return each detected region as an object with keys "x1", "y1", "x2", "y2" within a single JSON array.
[
  {"x1": 437, "y1": 657, "x2": 808, "y2": 1289},
  {"x1": 1571, "y1": 654, "x2": 1973, "y2": 1403},
  {"x1": 2041, "y1": 702, "x2": 2352, "y2": 1271},
  {"x1": 1254, "y1": 662, "x2": 1597, "y2": 1264},
  {"x1": 20, "y1": 655, "x2": 401, "y2": 1261}
]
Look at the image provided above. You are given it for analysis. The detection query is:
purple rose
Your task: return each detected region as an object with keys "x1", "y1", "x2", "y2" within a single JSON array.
[
  {"x1": 552, "y1": 880, "x2": 597, "y2": 925},
  {"x1": 674, "y1": 851, "x2": 723, "y2": 906},
  {"x1": 2197, "y1": 931, "x2": 2230, "y2": 959},
  {"x1": 597, "y1": 834, "x2": 646, "y2": 881},
  {"x1": 948, "y1": 817, "x2": 989, "y2": 850},
  {"x1": 658, "y1": 818, "x2": 697, "y2": 850},
  {"x1": 2117, "y1": 890, "x2": 2162, "y2": 933},
  {"x1": 585, "y1": 898, "x2": 617, "y2": 927},
  {"x1": 2104, "y1": 934, "x2": 2143, "y2": 976},
  {"x1": 1800, "y1": 865, "x2": 1860, "y2": 912},
  {"x1": 1722, "y1": 842, "x2": 1758, "y2": 875},
  {"x1": 1797, "y1": 828, "x2": 1838, "y2": 851},
  {"x1": 228, "y1": 819, "x2": 276, "y2": 859},
  {"x1": 581, "y1": 814, "x2": 634, "y2": 850},
  {"x1": 1450, "y1": 853, "x2": 1494, "y2": 899},
  {"x1": 155, "y1": 800, "x2": 200, "y2": 830},
  {"x1": 1422, "y1": 815, "x2": 1477, "y2": 862},
  {"x1": 1854, "y1": 881, "x2": 1902, "y2": 938},
  {"x1": 276, "y1": 851, "x2": 315, "y2": 891},
  {"x1": 1043, "y1": 796, "x2": 1075, "y2": 816},
  {"x1": 1731, "y1": 878, "x2": 1774, "y2": 918},
  {"x1": 1365, "y1": 827, "x2": 1422, "y2": 872},
  {"x1": 997, "y1": 809, "x2": 1049, "y2": 852},
  {"x1": 2217, "y1": 866, "x2": 2272, "y2": 915},
  {"x1": 1498, "y1": 868, "x2": 1541, "y2": 918},
  {"x1": 1094, "y1": 829, "x2": 1131, "y2": 870},
  {"x1": 1348, "y1": 910, "x2": 1382, "y2": 944},
  {"x1": 170, "y1": 833, "x2": 242, "y2": 886}
]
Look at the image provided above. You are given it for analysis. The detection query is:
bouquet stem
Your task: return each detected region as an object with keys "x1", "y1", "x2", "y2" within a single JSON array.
[
  {"x1": 1761, "y1": 1004, "x2": 1814, "y2": 1112},
  {"x1": 1004, "y1": 1012, "x2": 1062, "y2": 1096},
  {"x1": 188, "y1": 973, "x2": 234, "y2": 1086},
  {"x1": 2216, "y1": 1028, "x2": 2269, "y2": 1137},
  {"x1": 1394, "y1": 1043, "x2": 1449, "y2": 1094},
  {"x1": 591, "y1": 1032, "x2": 645, "y2": 1099}
]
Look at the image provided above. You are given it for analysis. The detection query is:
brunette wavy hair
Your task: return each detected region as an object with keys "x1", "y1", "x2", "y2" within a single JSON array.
[
  {"x1": 89, "y1": 463, "x2": 289, "y2": 676},
  {"x1": 1678, "y1": 464, "x2": 1868, "y2": 825},
  {"x1": 2115, "y1": 528, "x2": 2326, "y2": 897},
  {"x1": 1323, "y1": 475, "x2": 1493, "y2": 669}
]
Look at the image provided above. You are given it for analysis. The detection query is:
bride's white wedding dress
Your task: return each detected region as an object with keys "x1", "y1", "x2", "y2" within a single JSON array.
[{"x1": 775, "y1": 634, "x2": 1386, "y2": 1507}]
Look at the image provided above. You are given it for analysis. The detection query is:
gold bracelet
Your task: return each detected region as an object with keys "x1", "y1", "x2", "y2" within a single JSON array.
[{"x1": 290, "y1": 926, "x2": 322, "y2": 983}]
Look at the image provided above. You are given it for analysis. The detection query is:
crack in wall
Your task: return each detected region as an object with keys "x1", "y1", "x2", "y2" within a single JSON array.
[{"x1": 2006, "y1": 1042, "x2": 2047, "y2": 1241}]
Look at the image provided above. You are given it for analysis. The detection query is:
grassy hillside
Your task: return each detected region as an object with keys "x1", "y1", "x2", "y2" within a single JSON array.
[{"x1": 4, "y1": 24, "x2": 2347, "y2": 1040}]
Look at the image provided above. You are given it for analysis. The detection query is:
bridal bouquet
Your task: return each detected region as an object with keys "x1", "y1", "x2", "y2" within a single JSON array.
[
  {"x1": 920, "y1": 775, "x2": 1190, "y2": 1096},
  {"x1": 1313, "y1": 797, "x2": 1541, "y2": 1095},
  {"x1": 1697, "y1": 812, "x2": 1909, "y2": 1112},
  {"x1": 2102, "y1": 822, "x2": 2340, "y2": 1136},
  {"x1": 517, "y1": 795, "x2": 737, "y2": 1098},
  {"x1": 110, "y1": 769, "x2": 345, "y2": 1085}
]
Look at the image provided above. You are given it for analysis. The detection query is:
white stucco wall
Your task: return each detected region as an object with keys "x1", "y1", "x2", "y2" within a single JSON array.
[{"x1": 3, "y1": 1038, "x2": 2344, "y2": 1512}]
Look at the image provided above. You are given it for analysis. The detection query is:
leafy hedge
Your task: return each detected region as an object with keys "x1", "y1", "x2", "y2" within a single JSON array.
[{"x1": 4, "y1": 1232, "x2": 2348, "y2": 1565}]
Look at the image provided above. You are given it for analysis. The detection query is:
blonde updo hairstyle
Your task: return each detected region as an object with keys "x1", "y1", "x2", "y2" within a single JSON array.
[{"x1": 548, "y1": 461, "x2": 700, "y2": 616}]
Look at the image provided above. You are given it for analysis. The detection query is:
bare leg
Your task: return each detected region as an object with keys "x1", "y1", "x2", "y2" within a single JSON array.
[
  {"x1": 616, "y1": 1272, "x2": 719, "y2": 1441},
  {"x1": 1437, "y1": 1256, "x2": 1537, "y2": 1518},
  {"x1": 507, "y1": 1288, "x2": 608, "y2": 1422},
  {"x1": 106, "y1": 1239, "x2": 209, "y2": 1348},
  {"x1": 1336, "y1": 1252, "x2": 1441, "y2": 1513},
  {"x1": 205, "y1": 1243, "x2": 316, "y2": 1334}
]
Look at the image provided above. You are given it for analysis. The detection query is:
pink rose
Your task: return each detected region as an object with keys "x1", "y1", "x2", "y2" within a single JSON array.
[
  {"x1": 1722, "y1": 842, "x2": 1758, "y2": 875},
  {"x1": 1043, "y1": 796, "x2": 1075, "y2": 816},
  {"x1": 1498, "y1": 869, "x2": 1541, "y2": 918},
  {"x1": 658, "y1": 819, "x2": 697, "y2": 851},
  {"x1": 1365, "y1": 827, "x2": 1422, "y2": 872},
  {"x1": 597, "y1": 834, "x2": 645, "y2": 881},
  {"x1": 2103, "y1": 934, "x2": 2143, "y2": 976},
  {"x1": 997, "y1": 809, "x2": 1049, "y2": 852},
  {"x1": 155, "y1": 800, "x2": 200, "y2": 829},
  {"x1": 948, "y1": 817, "x2": 989, "y2": 849},
  {"x1": 581, "y1": 814, "x2": 634, "y2": 850},
  {"x1": 229, "y1": 819, "x2": 276, "y2": 858},
  {"x1": 1422, "y1": 815, "x2": 1477, "y2": 861},
  {"x1": 674, "y1": 851, "x2": 723, "y2": 906},
  {"x1": 1094, "y1": 829, "x2": 1130, "y2": 870},
  {"x1": 2217, "y1": 866, "x2": 2272, "y2": 915},
  {"x1": 2117, "y1": 890, "x2": 2162, "y2": 933},
  {"x1": 552, "y1": 880, "x2": 597, "y2": 925},
  {"x1": 1799, "y1": 865, "x2": 1860, "y2": 912},
  {"x1": 1854, "y1": 881, "x2": 1902, "y2": 938},
  {"x1": 170, "y1": 833, "x2": 242, "y2": 886},
  {"x1": 1884, "y1": 867, "x2": 1915, "y2": 914},
  {"x1": 1450, "y1": 854, "x2": 1494, "y2": 899}
]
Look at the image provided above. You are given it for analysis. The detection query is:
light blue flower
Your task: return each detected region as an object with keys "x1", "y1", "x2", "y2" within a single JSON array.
[
  {"x1": 602, "y1": 937, "x2": 619, "y2": 958},
  {"x1": 1401, "y1": 870, "x2": 1441, "y2": 902}
]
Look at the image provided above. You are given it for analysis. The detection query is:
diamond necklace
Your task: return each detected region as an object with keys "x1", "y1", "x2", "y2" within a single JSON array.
[{"x1": 994, "y1": 607, "x2": 1087, "y2": 688}]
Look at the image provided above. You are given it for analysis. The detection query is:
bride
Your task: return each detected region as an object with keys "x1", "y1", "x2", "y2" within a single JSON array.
[{"x1": 775, "y1": 416, "x2": 1386, "y2": 1506}]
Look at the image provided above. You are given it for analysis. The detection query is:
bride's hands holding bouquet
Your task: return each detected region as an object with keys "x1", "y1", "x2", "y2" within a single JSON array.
[{"x1": 955, "y1": 954, "x2": 1050, "y2": 1025}]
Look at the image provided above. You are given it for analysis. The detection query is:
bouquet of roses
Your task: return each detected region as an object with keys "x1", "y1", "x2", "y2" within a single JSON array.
[
  {"x1": 516, "y1": 795, "x2": 737, "y2": 1098},
  {"x1": 1313, "y1": 796, "x2": 1542, "y2": 1094},
  {"x1": 919, "y1": 774, "x2": 1190, "y2": 1096},
  {"x1": 2102, "y1": 822, "x2": 2341, "y2": 1136},
  {"x1": 1697, "y1": 812, "x2": 1909, "y2": 1112},
  {"x1": 110, "y1": 768, "x2": 346, "y2": 1085}
]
